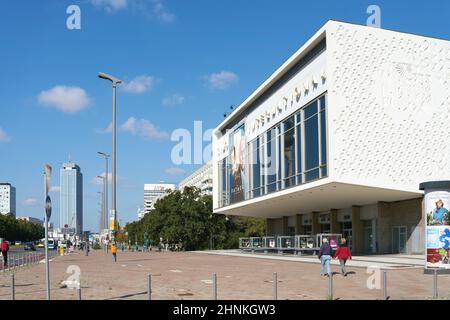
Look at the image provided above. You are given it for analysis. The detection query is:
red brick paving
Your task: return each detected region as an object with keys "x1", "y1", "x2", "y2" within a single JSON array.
[{"x1": 0, "y1": 250, "x2": 448, "y2": 300}]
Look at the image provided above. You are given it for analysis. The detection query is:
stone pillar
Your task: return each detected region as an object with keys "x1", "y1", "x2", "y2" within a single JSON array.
[
  {"x1": 312, "y1": 212, "x2": 320, "y2": 235},
  {"x1": 282, "y1": 216, "x2": 289, "y2": 235},
  {"x1": 351, "y1": 206, "x2": 363, "y2": 254},
  {"x1": 295, "y1": 214, "x2": 303, "y2": 235},
  {"x1": 266, "y1": 218, "x2": 275, "y2": 236},
  {"x1": 377, "y1": 202, "x2": 391, "y2": 254},
  {"x1": 330, "y1": 209, "x2": 340, "y2": 234}
]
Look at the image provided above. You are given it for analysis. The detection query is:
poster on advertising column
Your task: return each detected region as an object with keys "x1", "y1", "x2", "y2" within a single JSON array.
[
  {"x1": 424, "y1": 189, "x2": 450, "y2": 269},
  {"x1": 229, "y1": 125, "x2": 246, "y2": 204}
]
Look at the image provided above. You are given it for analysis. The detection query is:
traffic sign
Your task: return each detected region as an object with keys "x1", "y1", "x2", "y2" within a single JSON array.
[{"x1": 45, "y1": 195, "x2": 52, "y2": 219}]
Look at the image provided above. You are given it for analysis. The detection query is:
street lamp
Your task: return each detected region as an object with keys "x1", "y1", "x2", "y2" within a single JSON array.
[
  {"x1": 97, "y1": 151, "x2": 109, "y2": 233},
  {"x1": 97, "y1": 190, "x2": 104, "y2": 233},
  {"x1": 97, "y1": 175, "x2": 107, "y2": 231},
  {"x1": 98, "y1": 72, "x2": 122, "y2": 242}
]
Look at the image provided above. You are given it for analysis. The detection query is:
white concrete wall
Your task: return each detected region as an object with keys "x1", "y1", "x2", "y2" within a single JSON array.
[{"x1": 327, "y1": 21, "x2": 450, "y2": 193}]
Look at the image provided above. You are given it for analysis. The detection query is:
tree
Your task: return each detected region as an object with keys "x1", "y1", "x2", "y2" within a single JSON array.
[
  {"x1": 0, "y1": 214, "x2": 44, "y2": 242},
  {"x1": 125, "y1": 187, "x2": 266, "y2": 251}
]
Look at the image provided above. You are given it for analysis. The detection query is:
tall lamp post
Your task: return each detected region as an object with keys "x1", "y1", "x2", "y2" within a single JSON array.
[
  {"x1": 97, "y1": 152, "x2": 109, "y2": 233},
  {"x1": 98, "y1": 72, "x2": 122, "y2": 242},
  {"x1": 97, "y1": 190, "x2": 104, "y2": 233},
  {"x1": 44, "y1": 164, "x2": 52, "y2": 300},
  {"x1": 97, "y1": 175, "x2": 107, "y2": 231}
]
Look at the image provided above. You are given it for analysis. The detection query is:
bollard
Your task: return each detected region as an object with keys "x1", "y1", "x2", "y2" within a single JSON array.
[
  {"x1": 273, "y1": 272, "x2": 278, "y2": 300},
  {"x1": 147, "y1": 274, "x2": 152, "y2": 300},
  {"x1": 383, "y1": 271, "x2": 388, "y2": 300},
  {"x1": 212, "y1": 273, "x2": 217, "y2": 300},
  {"x1": 77, "y1": 287, "x2": 82, "y2": 300},
  {"x1": 433, "y1": 269, "x2": 438, "y2": 299},
  {"x1": 11, "y1": 273, "x2": 15, "y2": 300},
  {"x1": 328, "y1": 273, "x2": 333, "y2": 300}
]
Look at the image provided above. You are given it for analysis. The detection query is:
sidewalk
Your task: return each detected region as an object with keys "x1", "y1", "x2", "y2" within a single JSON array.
[
  {"x1": 0, "y1": 250, "x2": 446, "y2": 300},
  {"x1": 194, "y1": 250, "x2": 424, "y2": 269}
]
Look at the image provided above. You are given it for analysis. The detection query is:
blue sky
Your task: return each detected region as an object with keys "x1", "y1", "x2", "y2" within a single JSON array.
[{"x1": 0, "y1": 0, "x2": 449, "y2": 231}]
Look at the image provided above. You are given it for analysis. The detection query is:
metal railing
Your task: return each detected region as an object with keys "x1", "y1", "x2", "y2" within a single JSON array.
[{"x1": 1, "y1": 250, "x2": 58, "y2": 273}]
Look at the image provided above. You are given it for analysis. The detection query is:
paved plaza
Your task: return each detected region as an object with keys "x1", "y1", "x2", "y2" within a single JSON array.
[{"x1": 0, "y1": 250, "x2": 448, "y2": 300}]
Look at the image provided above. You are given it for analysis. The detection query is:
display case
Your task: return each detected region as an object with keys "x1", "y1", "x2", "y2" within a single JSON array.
[
  {"x1": 277, "y1": 236, "x2": 295, "y2": 249},
  {"x1": 250, "y1": 237, "x2": 263, "y2": 248},
  {"x1": 295, "y1": 235, "x2": 316, "y2": 249},
  {"x1": 239, "y1": 237, "x2": 251, "y2": 249},
  {"x1": 263, "y1": 236, "x2": 276, "y2": 249},
  {"x1": 316, "y1": 233, "x2": 342, "y2": 249}
]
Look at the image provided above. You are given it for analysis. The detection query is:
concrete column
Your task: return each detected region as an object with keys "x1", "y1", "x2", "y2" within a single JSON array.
[
  {"x1": 351, "y1": 206, "x2": 363, "y2": 254},
  {"x1": 330, "y1": 209, "x2": 340, "y2": 234},
  {"x1": 282, "y1": 216, "x2": 289, "y2": 235},
  {"x1": 295, "y1": 214, "x2": 303, "y2": 235},
  {"x1": 266, "y1": 218, "x2": 275, "y2": 236},
  {"x1": 377, "y1": 202, "x2": 390, "y2": 254},
  {"x1": 312, "y1": 212, "x2": 320, "y2": 235}
]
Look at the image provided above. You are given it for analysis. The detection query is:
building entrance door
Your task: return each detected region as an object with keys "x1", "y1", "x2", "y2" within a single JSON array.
[
  {"x1": 340, "y1": 222, "x2": 352, "y2": 249},
  {"x1": 392, "y1": 226, "x2": 407, "y2": 254},
  {"x1": 363, "y1": 220, "x2": 374, "y2": 254}
]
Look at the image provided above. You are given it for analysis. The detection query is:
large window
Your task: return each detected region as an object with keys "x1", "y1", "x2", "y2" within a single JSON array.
[
  {"x1": 319, "y1": 95, "x2": 327, "y2": 177},
  {"x1": 250, "y1": 138, "x2": 262, "y2": 198},
  {"x1": 283, "y1": 116, "x2": 296, "y2": 188},
  {"x1": 304, "y1": 101, "x2": 320, "y2": 182},
  {"x1": 266, "y1": 127, "x2": 277, "y2": 194},
  {"x1": 218, "y1": 93, "x2": 328, "y2": 208},
  {"x1": 218, "y1": 158, "x2": 229, "y2": 207}
]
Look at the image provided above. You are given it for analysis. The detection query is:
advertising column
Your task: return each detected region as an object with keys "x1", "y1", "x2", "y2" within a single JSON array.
[{"x1": 420, "y1": 181, "x2": 450, "y2": 270}]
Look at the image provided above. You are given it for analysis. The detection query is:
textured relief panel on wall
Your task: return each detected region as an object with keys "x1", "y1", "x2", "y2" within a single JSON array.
[{"x1": 328, "y1": 23, "x2": 450, "y2": 189}]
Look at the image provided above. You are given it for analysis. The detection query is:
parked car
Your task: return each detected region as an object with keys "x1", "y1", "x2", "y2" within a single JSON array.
[
  {"x1": 14, "y1": 241, "x2": 22, "y2": 246},
  {"x1": 24, "y1": 242, "x2": 36, "y2": 251},
  {"x1": 37, "y1": 242, "x2": 45, "y2": 248}
]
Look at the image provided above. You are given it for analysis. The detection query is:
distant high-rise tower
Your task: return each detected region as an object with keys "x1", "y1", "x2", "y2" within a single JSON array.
[
  {"x1": 0, "y1": 183, "x2": 16, "y2": 216},
  {"x1": 60, "y1": 162, "x2": 83, "y2": 235}
]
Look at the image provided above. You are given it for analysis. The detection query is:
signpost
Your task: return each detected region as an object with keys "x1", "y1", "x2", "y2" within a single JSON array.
[{"x1": 44, "y1": 164, "x2": 52, "y2": 300}]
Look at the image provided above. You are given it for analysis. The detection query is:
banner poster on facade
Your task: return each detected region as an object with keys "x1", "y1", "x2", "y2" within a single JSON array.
[
  {"x1": 425, "y1": 190, "x2": 450, "y2": 269},
  {"x1": 229, "y1": 125, "x2": 246, "y2": 204}
]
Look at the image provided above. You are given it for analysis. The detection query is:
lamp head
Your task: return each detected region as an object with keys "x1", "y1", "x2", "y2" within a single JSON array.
[
  {"x1": 97, "y1": 151, "x2": 110, "y2": 158},
  {"x1": 98, "y1": 72, "x2": 122, "y2": 84}
]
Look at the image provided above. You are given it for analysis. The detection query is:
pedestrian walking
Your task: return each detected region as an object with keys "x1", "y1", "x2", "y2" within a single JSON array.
[
  {"x1": 111, "y1": 242, "x2": 117, "y2": 262},
  {"x1": 318, "y1": 238, "x2": 332, "y2": 277},
  {"x1": 334, "y1": 238, "x2": 352, "y2": 276},
  {"x1": 1, "y1": 239, "x2": 10, "y2": 268}
]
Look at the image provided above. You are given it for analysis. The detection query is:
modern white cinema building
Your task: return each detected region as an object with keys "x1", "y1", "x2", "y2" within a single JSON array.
[{"x1": 212, "y1": 20, "x2": 450, "y2": 255}]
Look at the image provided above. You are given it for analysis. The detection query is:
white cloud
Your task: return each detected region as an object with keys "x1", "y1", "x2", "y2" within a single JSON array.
[
  {"x1": 96, "y1": 122, "x2": 113, "y2": 134},
  {"x1": 153, "y1": 0, "x2": 176, "y2": 23},
  {"x1": 49, "y1": 186, "x2": 61, "y2": 193},
  {"x1": 162, "y1": 94, "x2": 185, "y2": 106},
  {"x1": 38, "y1": 86, "x2": 91, "y2": 114},
  {"x1": 121, "y1": 117, "x2": 169, "y2": 140},
  {"x1": 0, "y1": 127, "x2": 11, "y2": 143},
  {"x1": 205, "y1": 71, "x2": 238, "y2": 90},
  {"x1": 90, "y1": 0, "x2": 127, "y2": 12},
  {"x1": 165, "y1": 167, "x2": 185, "y2": 176},
  {"x1": 122, "y1": 75, "x2": 156, "y2": 94},
  {"x1": 23, "y1": 198, "x2": 38, "y2": 207}
]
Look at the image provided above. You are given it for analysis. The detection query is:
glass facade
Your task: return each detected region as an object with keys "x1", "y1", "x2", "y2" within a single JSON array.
[
  {"x1": 60, "y1": 163, "x2": 83, "y2": 235},
  {"x1": 218, "y1": 93, "x2": 327, "y2": 208}
]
